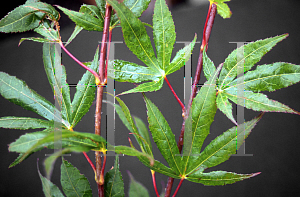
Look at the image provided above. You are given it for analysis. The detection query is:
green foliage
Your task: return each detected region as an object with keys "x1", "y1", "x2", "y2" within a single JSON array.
[
  {"x1": 108, "y1": 0, "x2": 196, "y2": 94},
  {"x1": 0, "y1": 2, "x2": 59, "y2": 33},
  {"x1": 104, "y1": 156, "x2": 125, "y2": 197},
  {"x1": 61, "y1": 158, "x2": 93, "y2": 197},
  {"x1": 1, "y1": 0, "x2": 300, "y2": 196},
  {"x1": 128, "y1": 171, "x2": 150, "y2": 197}
]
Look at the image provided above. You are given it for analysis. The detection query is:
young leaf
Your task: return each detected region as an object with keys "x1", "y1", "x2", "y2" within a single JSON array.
[
  {"x1": 104, "y1": 155, "x2": 125, "y2": 197},
  {"x1": 153, "y1": 0, "x2": 176, "y2": 71},
  {"x1": 202, "y1": 50, "x2": 216, "y2": 81},
  {"x1": 19, "y1": 37, "x2": 54, "y2": 46},
  {"x1": 43, "y1": 43, "x2": 72, "y2": 125},
  {"x1": 134, "y1": 116, "x2": 152, "y2": 154},
  {"x1": 128, "y1": 171, "x2": 150, "y2": 197},
  {"x1": 187, "y1": 170, "x2": 260, "y2": 186},
  {"x1": 227, "y1": 62, "x2": 300, "y2": 92},
  {"x1": 56, "y1": 5, "x2": 104, "y2": 31},
  {"x1": 0, "y1": 117, "x2": 53, "y2": 130},
  {"x1": 65, "y1": 26, "x2": 83, "y2": 47},
  {"x1": 38, "y1": 163, "x2": 65, "y2": 197},
  {"x1": 0, "y1": 72, "x2": 67, "y2": 126},
  {"x1": 71, "y1": 47, "x2": 99, "y2": 127},
  {"x1": 187, "y1": 114, "x2": 262, "y2": 175},
  {"x1": 211, "y1": 0, "x2": 232, "y2": 19},
  {"x1": 144, "y1": 95, "x2": 182, "y2": 175},
  {"x1": 224, "y1": 87, "x2": 299, "y2": 114},
  {"x1": 9, "y1": 153, "x2": 31, "y2": 168},
  {"x1": 34, "y1": 22, "x2": 60, "y2": 42},
  {"x1": 0, "y1": 2, "x2": 59, "y2": 33},
  {"x1": 61, "y1": 158, "x2": 93, "y2": 197},
  {"x1": 182, "y1": 64, "x2": 221, "y2": 174},
  {"x1": 115, "y1": 97, "x2": 152, "y2": 155},
  {"x1": 219, "y1": 34, "x2": 288, "y2": 88}
]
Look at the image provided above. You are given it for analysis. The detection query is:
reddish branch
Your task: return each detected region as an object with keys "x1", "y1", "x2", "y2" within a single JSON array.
[
  {"x1": 95, "y1": 3, "x2": 112, "y2": 197},
  {"x1": 164, "y1": 76, "x2": 185, "y2": 113},
  {"x1": 164, "y1": 3, "x2": 217, "y2": 197},
  {"x1": 151, "y1": 170, "x2": 160, "y2": 197}
]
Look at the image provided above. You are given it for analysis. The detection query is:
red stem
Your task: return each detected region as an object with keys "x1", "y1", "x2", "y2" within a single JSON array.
[
  {"x1": 59, "y1": 42, "x2": 101, "y2": 85},
  {"x1": 172, "y1": 179, "x2": 184, "y2": 197},
  {"x1": 83, "y1": 152, "x2": 96, "y2": 172},
  {"x1": 105, "y1": 29, "x2": 113, "y2": 82},
  {"x1": 164, "y1": 76, "x2": 185, "y2": 112},
  {"x1": 164, "y1": 3, "x2": 217, "y2": 197},
  {"x1": 151, "y1": 171, "x2": 160, "y2": 197}
]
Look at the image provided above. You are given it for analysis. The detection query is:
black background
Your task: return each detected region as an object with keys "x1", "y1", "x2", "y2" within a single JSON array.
[{"x1": 1, "y1": 0, "x2": 300, "y2": 196}]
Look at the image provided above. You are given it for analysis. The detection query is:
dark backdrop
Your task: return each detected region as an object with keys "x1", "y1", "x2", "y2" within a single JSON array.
[{"x1": 1, "y1": 0, "x2": 300, "y2": 196}]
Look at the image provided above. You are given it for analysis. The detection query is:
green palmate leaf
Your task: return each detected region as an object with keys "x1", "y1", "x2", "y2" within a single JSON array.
[
  {"x1": 153, "y1": 0, "x2": 176, "y2": 71},
  {"x1": 187, "y1": 170, "x2": 260, "y2": 186},
  {"x1": 0, "y1": 117, "x2": 53, "y2": 130},
  {"x1": 56, "y1": 5, "x2": 103, "y2": 31},
  {"x1": 144, "y1": 95, "x2": 182, "y2": 175},
  {"x1": 43, "y1": 43, "x2": 72, "y2": 125},
  {"x1": 115, "y1": 97, "x2": 152, "y2": 155},
  {"x1": 216, "y1": 93, "x2": 237, "y2": 124},
  {"x1": 128, "y1": 171, "x2": 150, "y2": 197},
  {"x1": 108, "y1": 0, "x2": 160, "y2": 73},
  {"x1": 61, "y1": 158, "x2": 92, "y2": 197},
  {"x1": 187, "y1": 114, "x2": 262, "y2": 175},
  {"x1": 38, "y1": 164, "x2": 65, "y2": 197},
  {"x1": 0, "y1": 2, "x2": 59, "y2": 33},
  {"x1": 219, "y1": 34, "x2": 288, "y2": 88},
  {"x1": 227, "y1": 62, "x2": 300, "y2": 92},
  {"x1": 71, "y1": 47, "x2": 99, "y2": 127},
  {"x1": 109, "y1": 0, "x2": 196, "y2": 94},
  {"x1": 104, "y1": 155, "x2": 125, "y2": 197},
  {"x1": 203, "y1": 50, "x2": 216, "y2": 81},
  {"x1": 165, "y1": 35, "x2": 197, "y2": 75},
  {"x1": 182, "y1": 64, "x2": 221, "y2": 175},
  {"x1": 134, "y1": 116, "x2": 152, "y2": 154},
  {"x1": 0, "y1": 72, "x2": 69, "y2": 127},
  {"x1": 108, "y1": 60, "x2": 160, "y2": 83},
  {"x1": 223, "y1": 87, "x2": 299, "y2": 114}
]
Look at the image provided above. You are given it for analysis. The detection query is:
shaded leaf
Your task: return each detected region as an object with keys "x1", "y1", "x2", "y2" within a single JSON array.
[
  {"x1": 182, "y1": 64, "x2": 221, "y2": 174},
  {"x1": 113, "y1": 145, "x2": 154, "y2": 165},
  {"x1": 144, "y1": 95, "x2": 182, "y2": 175},
  {"x1": 33, "y1": 22, "x2": 60, "y2": 42},
  {"x1": 224, "y1": 87, "x2": 299, "y2": 114},
  {"x1": 203, "y1": 50, "x2": 216, "y2": 81},
  {"x1": 187, "y1": 114, "x2": 262, "y2": 175},
  {"x1": 0, "y1": 2, "x2": 59, "y2": 33},
  {"x1": 187, "y1": 170, "x2": 260, "y2": 186},
  {"x1": 61, "y1": 158, "x2": 92, "y2": 197},
  {"x1": 71, "y1": 47, "x2": 99, "y2": 127},
  {"x1": 56, "y1": 5, "x2": 104, "y2": 31},
  {"x1": 65, "y1": 26, "x2": 83, "y2": 47},
  {"x1": 104, "y1": 155, "x2": 125, "y2": 197},
  {"x1": 120, "y1": 78, "x2": 164, "y2": 95},
  {"x1": 128, "y1": 171, "x2": 150, "y2": 197},
  {"x1": 19, "y1": 37, "x2": 54, "y2": 45},
  {"x1": 38, "y1": 163, "x2": 65, "y2": 197},
  {"x1": 134, "y1": 116, "x2": 152, "y2": 154},
  {"x1": 219, "y1": 34, "x2": 288, "y2": 88},
  {"x1": 0, "y1": 116, "x2": 53, "y2": 130},
  {"x1": 9, "y1": 153, "x2": 31, "y2": 168},
  {"x1": 227, "y1": 62, "x2": 300, "y2": 92},
  {"x1": 43, "y1": 43, "x2": 72, "y2": 125},
  {"x1": 0, "y1": 72, "x2": 68, "y2": 126}
]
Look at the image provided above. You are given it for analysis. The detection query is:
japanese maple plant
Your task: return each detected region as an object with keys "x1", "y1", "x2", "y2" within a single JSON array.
[{"x1": 1, "y1": 0, "x2": 300, "y2": 196}]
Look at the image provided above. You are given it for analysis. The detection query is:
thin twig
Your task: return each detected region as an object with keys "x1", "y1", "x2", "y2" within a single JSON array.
[
  {"x1": 172, "y1": 179, "x2": 184, "y2": 197},
  {"x1": 83, "y1": 152, "x2": 96, "y2": 173},
  {"x1": 164, "y1": 76, "x2": 185, "y2": 113},
  {"x1": 151, "y1": 170, "x2": 160, "y2": 197}
]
